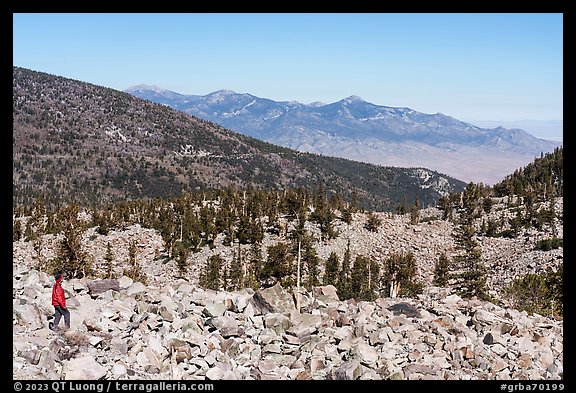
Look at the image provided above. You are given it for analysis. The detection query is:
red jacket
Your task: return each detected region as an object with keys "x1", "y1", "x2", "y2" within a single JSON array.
[{"x1": 52, "y1": 277, "x2": 66, "y2": 308}]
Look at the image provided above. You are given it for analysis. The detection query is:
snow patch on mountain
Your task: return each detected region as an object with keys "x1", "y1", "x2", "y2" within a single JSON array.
[{"x1": 125, "y1": 84, "x2": 168, "y2": 94}]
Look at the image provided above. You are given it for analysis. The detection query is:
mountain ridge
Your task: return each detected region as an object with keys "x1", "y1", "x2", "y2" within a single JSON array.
[
  {"x1": 13, "y1": 66, "x2": 465, "y2": 210},
  {"x1": 126, "y1": 86, "x2": 561, "y2": 184}
]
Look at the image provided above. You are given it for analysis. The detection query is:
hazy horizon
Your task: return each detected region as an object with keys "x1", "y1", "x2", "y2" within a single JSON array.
[{"x1": 464, "y1": 119, "x2": 563, "y2": 142}]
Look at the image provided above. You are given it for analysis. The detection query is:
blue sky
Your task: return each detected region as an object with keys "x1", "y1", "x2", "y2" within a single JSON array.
[{"x1": 13, "y1": 13, "x2": 563, "y2": 127}]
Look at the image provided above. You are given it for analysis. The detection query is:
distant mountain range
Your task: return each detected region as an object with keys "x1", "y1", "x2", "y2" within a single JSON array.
[
  {"x1": 13, "y1": 67, "x2": 466, "y2": 210},
  {"x1": 126, "y1": 85, "x2": 562, "y2": 185}
]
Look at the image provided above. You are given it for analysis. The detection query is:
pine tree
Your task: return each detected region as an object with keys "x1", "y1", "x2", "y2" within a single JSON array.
[
  {"x1": 323, "y1": 251, "x2": 340, "y2": 286},
  {"x1": 24, "y1": 218, "x2": 37, "y2": 242},
  {"x1": 337, "y1": 240, "x2": 352, "y2": 300},
  {"x1": 485, "y1": 219, "x2": 498, "y2": 237},
  {"x1": 462, "y1": 182, "x2": 482, "y2": 217},
  {"x1": 368, "y1": 259, "x2": 380, "y2": 297},
  {"x1": 13, "y1": 219, "x2": 22, "y2": 241},
  {"x1": 49, "y1": 204, "x2": 92, "y2": 278},
  {"x1": 438, "y1": 195, "x2": 451, "y2": 220},
  {"x1": 158, "y1": 206, "x2": 178, "y2": 258},
  {"x1": 482, "y1": 197, "x2": 494, "y2": 214},
  {"x1": 365, "y1": 212, "x2": 382, "y2": 232},
  {"x1": 125, "y1": 240, "x2": 146, "y2": 284},
  {"x1": 350, "y1": 255, "x2": 379, "y2": 301},
  {"x1": 328, "y1": 193, "x2": 345, "y2": 214},
  {"x1": 173, "y1": 241, "x2": 190, "y2": 274},
  {"x1": 381, "y1": 252, "x2": 418, "y2": 298},
  {"x1": 32, "y1": 238, "x2": 44, "y2": 270},
  {"x1": 410, "y1": 197, "x2": 420, "y2": 225},
  {"x1": 199, "y1": 204, "x2": 216, "y2": 248},
  {"x1": 249, "y1": 243, "x2": 263, "y2": 287},
  {"x1": 304, "y1": 244, "x2": 321, "y2": 288},
  {"x1": 228, "y1": 246, "x2": 244, "y2": 291},
  {"x1": 350, "y1": 255, "x2": 368, "y2": 299},
  {"x1": 260, "y1": 242, "x2": 293, "y2": 286},
  {"x1": 545, "y1": 265, "x2": 563, "y2": 318},
  {"x1": 104, "y1": 241, "x2": 114, "y2": 279},
  {"x1": 506, "y1": 273, "x2": 548, "y2": 315},
  {"x1": 450, "y1": 210, "x2": 489, "y2": 300},
  {"x1": 45, "y1": 212, "x2": 57, "y2": 234},
  {"x1": 237, "y1": 215, "x2": 264, "y2": 245},
  {"x1": 199, "y1": 253, "x2": 225, "y2": 290},
  {"x1": 341, "y1": 207, "x2": 353, "y2": 225},
  {"x1": 433, "y1": 253, "x2": 450, "y2": 287},
  {"x1": 93, "y1": 208, "x2": 111, "y2": 235},
  {"x1": 310, "y1": 184, "x2": 337, "y2": 240}
]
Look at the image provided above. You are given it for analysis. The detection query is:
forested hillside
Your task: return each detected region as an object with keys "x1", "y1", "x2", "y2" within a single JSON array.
[{"x1": 13, "y1": 66, "x2": 465, "y2": 211}]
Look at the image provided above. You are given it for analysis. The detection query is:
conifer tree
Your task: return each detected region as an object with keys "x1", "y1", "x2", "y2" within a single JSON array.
[
  {"x1": 249, "y1": 243, "x2": 263, "y2": 286},
  {"x1": 93, "y1": 208, "x2": 111, "y2": 235},
  {"x1": 24, "y1": 218, "x2": 37, "y2": 242},
  {"x1": 337, "y1": 240, "x2": 352, "y2": 299},
  {"x1": 45, "y1": 212, "x2": 57, "y2": 235},
  {"x1": 125, "y1": 239, "x2": 146, "y2": 284},
  {"x1": 310, "y1": 184, "x2": 337, "y2": 240},
  {"x1": 104, "y1": 241, "x2": 114, "y2": 279},
  {"x1": 200, "y1": 204, "x2": 217, "y2": 248},
  {"x1": 158, "y1": 206, "x2": 177, "y2": 258},
  {"x1": 433, "y1": 253, "x2": 450, "y2": 287},
  {"x1": 260, "y1": 242, "x2": 293, "y2": 286},
  {"x1": 350, "y1": 255, "x2": 368, "y2": 299},
  {"x1": 505, "y1": 264, "x2": 563, "y2": 318},
  {"x1": 350, "y1": 255, "x2": 379, "y2": 301},
  {"x1": 410, "y1": 197, "x2": 420, "y2": 225},
  {"x1": 50, "y1": 204, "x2": 92, "y2": 278},
  {"x1": 506, "y1": 273, "x2": 549, "y2": 315},
  {"x1": 482, "y1": 196, "x2": 493, "y2": 214},
  {"x1": 365, "y1": 212, "x2": 382, "y2": 232},
  {"x1": 199, "y1": 253, "x2": 225, "y2": 290},
  {"x1": 304, "y1": 243, "x2": 321, "y2": 288},
  {"x1": 450, "y1": 210, "x2": 489, "y2": 299},
  {"x1": 323, "y1": 251, "x2": 340, "y2": 286},
  {"x1": 173, "y1": 241, "x2": 190, "y2": 274},
  {"x1": 228, "y1": 246, "x2": 244, "y2": 291},
  {"x1": 545, "y1": 265, "x2": 563, "y2": 318},
  {"x1": 368, "y1": 258, "x2": 380, "y2": 298},
  {"x1": 462, "y1": 182, "x2": 483, "y2": 217},
  {"x1": 341, "y1": 207, "x2": 353, "y2": 225},
  {"x1": 381, "y1": 251, "x2": 421, "y2": 298},
  {"x1": 33, "y1": 238, "x2": 44, "y2": 270},
  {"x1": 13, "y1": 219, "x2": 22, "y2": 241},
  {"x1": 237, "y1": 214, "x2": 264, "y2": 245},
  {"x1": 438, "y1": 195, "x2": 453, "y2": 221}
]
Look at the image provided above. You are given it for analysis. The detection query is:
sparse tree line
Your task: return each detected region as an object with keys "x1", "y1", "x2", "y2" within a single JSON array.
[
  {"x1": 13, "y1": 185, "x2": 357, "y2": 250},
  {"x1": 12, "y1": 149, "x2": 563, "y2": 317},
  {"x1": 12, "y1": 185, "x2": 426, "y2": 302},
  {"x1": 199, "y1": 240, "x2": 424, "y2": 303},
  {"x1": 493, "y1": 147, "x2": 563, "y2": 201},
  {"x1": 12, "y1": 183, "x2": 560, "y2": 314}
]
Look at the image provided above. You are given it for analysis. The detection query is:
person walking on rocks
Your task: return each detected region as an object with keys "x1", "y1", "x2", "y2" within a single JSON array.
[{"x1": 49, "y1": 273, "x2": 70, "y2": 331}]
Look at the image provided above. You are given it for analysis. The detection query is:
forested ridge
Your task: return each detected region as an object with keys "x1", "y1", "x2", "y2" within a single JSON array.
[{"x1": 13, "y1": 66, "x2": 464, "y2": 211}]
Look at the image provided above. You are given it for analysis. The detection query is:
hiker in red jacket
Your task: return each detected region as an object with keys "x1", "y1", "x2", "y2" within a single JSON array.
[{"x1": 49, "y1": 273, "x2": 70, "y2": 331}]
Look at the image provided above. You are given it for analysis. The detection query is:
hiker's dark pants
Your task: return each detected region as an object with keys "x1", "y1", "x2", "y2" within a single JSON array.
[{"x1": 53, "y1": 305, "x2": 70, "y2": 328}]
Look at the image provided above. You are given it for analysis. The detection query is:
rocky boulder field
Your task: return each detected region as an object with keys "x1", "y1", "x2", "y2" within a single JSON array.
[
  {"x1": 13, "y1": 198, "x2": 563, "y2": 380},
  {"x1": 13, "y1": 268, "x2": 562, "y2": 380}
]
